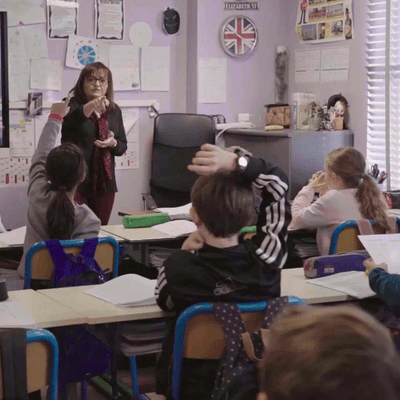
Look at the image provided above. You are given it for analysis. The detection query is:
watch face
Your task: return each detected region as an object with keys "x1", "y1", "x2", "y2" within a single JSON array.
[
  {"x1": 238, "y1": 156, "x2": 248, "y2": 168},
  {"x1": 220, "y1": 16, "x2": 258, "y2": 58}
]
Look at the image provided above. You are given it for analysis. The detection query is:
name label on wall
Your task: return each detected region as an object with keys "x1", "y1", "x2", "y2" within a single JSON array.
[{"x1": 224, "y1": 1, "x2": 259, "y2": 10}]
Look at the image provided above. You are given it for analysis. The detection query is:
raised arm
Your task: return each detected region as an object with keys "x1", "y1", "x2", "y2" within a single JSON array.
[{"x1": 28, "y1": 96, "x2": 71, "y2": 197}]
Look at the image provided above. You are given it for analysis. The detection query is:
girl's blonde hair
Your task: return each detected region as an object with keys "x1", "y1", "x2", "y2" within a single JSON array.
[{"x1": 326, "y1": 146, "x2": 389, "y2": 231}]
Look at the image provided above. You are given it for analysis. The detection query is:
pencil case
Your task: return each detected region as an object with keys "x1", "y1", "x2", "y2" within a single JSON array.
[
  {"x1": 123, "y1": 213, "x2": 170, "y2": 228},
  {"x1": 303, "y1": 250, "x2": 369, "y2": 279},
  {"x1": 241, "y1": 226, "x2": 256, "y2": 233}
]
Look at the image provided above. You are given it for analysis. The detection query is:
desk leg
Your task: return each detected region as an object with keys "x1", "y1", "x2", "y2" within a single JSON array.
[{"x1": 139, "y1": 243, "x2": 149, "y2": 266}]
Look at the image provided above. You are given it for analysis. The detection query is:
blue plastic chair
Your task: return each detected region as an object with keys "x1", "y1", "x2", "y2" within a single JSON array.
[
  {"x1": 171, "y1": 296, "x2": 305, "y2": 400},
  {"x1": 26, "y1": 329, "x2": 59, "y2": 400},
  {"x1": 329, "y1": 218, "x2": 400, "y2": 255},
  {"x1": 24, "y1": 236, "x2": 121, "y2": 400}
]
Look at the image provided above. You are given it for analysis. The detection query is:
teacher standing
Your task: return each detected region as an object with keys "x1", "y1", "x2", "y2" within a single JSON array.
[{"x1": 62, "y1": 62, "x2": 127, "y2": 225}]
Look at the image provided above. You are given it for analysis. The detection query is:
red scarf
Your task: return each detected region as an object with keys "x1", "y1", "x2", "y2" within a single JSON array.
[{"x1": 91, "y1": 110, "x2": 112, "y2": 193}]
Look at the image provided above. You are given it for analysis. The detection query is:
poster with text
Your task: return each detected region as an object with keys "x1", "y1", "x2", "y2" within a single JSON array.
[
  {"x1": 296, "y1": 0, "x2": 353, "y2": 43},
  {"x1": 47, "y1": 0, "x2": 79, "y2": 39},
  {"x1": 95, "y1": 0, "x2": 124, "y2": 40}
]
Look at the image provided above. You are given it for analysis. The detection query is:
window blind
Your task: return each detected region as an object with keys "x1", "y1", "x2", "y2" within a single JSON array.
[{"x1": 367, "y1": 0, "x2": 400, "y2": 189}]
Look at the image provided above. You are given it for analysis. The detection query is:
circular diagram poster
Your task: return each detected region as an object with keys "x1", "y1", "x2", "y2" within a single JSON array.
[{"x1": 66, "y1": 35, "x2": 109, "y2": 69}]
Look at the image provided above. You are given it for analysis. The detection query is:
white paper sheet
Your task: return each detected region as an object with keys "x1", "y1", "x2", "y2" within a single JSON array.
[
  {"x1": 47, "y1": 0, "x2": 79, "y2": 39},
  {"x1": 129, "y1": 22, "x2": 152, "y2": 47},
  {"x1": 156, "y1": 203, "x2": 192, "y2": 217},
  {"x1": 0, "y1": 300, "x2": 37, "y2": 329},
  {"x1": 115, "y1": 146, "x2": 138, "y2": 170},
  {"x1": 8, "y1": 27, "x2": 30, "y2": 102},
  {"x1": 321, "y1": 47, "x2": 350, "y2": 83},
  {"x1": 141, "y1": 46, "x2": 170, "y2": 92},
  {"x1": 10, "y1": 110, "x2": 35, "y2": 157},
  {"x1": 198, "y1": 58, "x2": 227, "y2": 104},
  {"x1": 0, "y1": 7, "x2": 19, "y2": 26},
  {"x1": 95, "y1": 0, "x2": 124, "y2": 40},
  {"x1": 109, "y1": 45, "x2": 138, "y2": 68},
  {"x1": 152, "y1": 220, "x2": 196, "y2": 237},
  {"x1": 0, "y1": 157, "x2": 31, "y2": 187},
  {"x1": 21, "y1": 24, "x2": 49, "y2": 60},
  {"x1": 30, "y1": 58, "x2": 63, "y2": 90},
  {"x1": 295, "y1": 49, "x2": 321, "y2": 83},
  {"x1": 111, "y1": 67, "x2": 140, "y2": 91},
  {"x1": 121, "y1": 107, "x2": 139, "y2": 142},
  {"x1": 66, "y1": 35, "x2": 110, "y2": 69},
  {"x1": 85, "y1": 274, "x2": 156, "y2": 307},
  {"x1": 358, "y1": 234, "x2": 400, "y2": 274},
  {"x1": 0, "y1": 226, "x2": 26, "y2": 247},
  {"x1": 307, "y1": 271, "x2": 375, "y2": 299},
  {"x1": 1, "y1": 0, "x2": 45, "y2": 26}
]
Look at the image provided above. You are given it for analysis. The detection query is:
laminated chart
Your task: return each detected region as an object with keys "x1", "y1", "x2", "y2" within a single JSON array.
[{"x1": 0, "y1": 157, "x2": 31, "y2": 187}]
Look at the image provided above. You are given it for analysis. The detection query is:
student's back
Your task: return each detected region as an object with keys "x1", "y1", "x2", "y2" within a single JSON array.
[
  {"x1": 155, "y1": 144, "x2": 290, "y2": 399},
  {"x1": 18, "y1": 97, "x2": 100, "y2": 277}
]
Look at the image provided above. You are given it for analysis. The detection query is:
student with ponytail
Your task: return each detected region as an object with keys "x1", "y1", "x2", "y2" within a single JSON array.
[
  {"x1": 17, "y1": 96, "x2": 101, "y2": 277},
  {"x1": 290, "y1": 146, "x2": 389, "y2": 255}
]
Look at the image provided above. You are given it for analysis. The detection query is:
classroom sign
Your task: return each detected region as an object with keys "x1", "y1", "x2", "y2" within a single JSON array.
[
  {"x1": 296, "y1": 0, "x2": 353, "y2": 43},
  {"x1": 224, "y1": 0, "x2": 259, "y2": 10}
]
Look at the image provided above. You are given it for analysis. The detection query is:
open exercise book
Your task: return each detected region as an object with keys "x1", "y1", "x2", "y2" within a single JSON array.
[
  {"x1": 155, "y1": 203, "x2": 192, "y2": 221},
  {"x1": 84, "y1": 274, "x2": 157, "y2": 307}
]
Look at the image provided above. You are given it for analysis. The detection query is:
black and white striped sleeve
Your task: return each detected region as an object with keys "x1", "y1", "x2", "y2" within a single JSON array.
[
  {"x1": 155, "y1": 265, "x2": 175, "y2": 311},
  {"x1": 243, "y1": 156, "x2": 291, "y2": 269}
]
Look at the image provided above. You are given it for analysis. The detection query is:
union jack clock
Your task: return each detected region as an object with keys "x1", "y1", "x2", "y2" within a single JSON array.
[{"x1": 220, "y1": 16, "x2": 258, "y2": 58}]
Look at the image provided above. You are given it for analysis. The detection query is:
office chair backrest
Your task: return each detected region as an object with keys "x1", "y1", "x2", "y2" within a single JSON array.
[
  {"x1": 329, "y1": 218, "x2": 400, "y2": 254},
  {"x1": 0, "y1": 330, "x2": 58, "y2": 400},
  {"x1": 24, "y1": 236, "x2": 119, "y2": 288},
  {"x1": 151, "y1": 113, "x2": 216, "y2": 207}
]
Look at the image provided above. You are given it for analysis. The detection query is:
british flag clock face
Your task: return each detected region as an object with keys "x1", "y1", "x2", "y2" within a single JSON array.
[{"x1": 220, "y1": 16, "x2": 258, "y2": 58}]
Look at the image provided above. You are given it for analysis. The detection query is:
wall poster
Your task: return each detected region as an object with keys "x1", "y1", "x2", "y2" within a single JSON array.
[{"x1": 296, "y1": 0, "x2": 353, "y2": 43}]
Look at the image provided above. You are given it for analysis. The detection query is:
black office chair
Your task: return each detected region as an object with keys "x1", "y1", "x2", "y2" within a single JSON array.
[{"x1": 143, "y1": 113, "x2": 216, "y2": 209}]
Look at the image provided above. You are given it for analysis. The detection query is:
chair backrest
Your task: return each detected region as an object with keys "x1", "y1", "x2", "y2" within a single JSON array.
[
  {"x1": 24, "y1": 236, "x2": 119, "y2": 288},
  {"x1": 0, "y1": 329, "x2": 58, "y2": 400},
  {"x1": 329, "y1": 218, "x2": 400, "y2": 255},
  {"x1": 171, "y1": 297, "x2": 305, "y2": 400},
  {"x1": 151, "y1": 113, "x2": 216, "y2": 207}
]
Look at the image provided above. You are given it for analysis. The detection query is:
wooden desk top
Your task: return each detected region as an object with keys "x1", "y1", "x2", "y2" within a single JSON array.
[
  {"x1": 9, "y1": 290, "x2": 87, "y2": 328},
  {"x1": 38, "y1": 286, "x2": 172, "y2": 325},
  {"x1": 281, "y1": 268, "x2": 352, "y2": 304}
]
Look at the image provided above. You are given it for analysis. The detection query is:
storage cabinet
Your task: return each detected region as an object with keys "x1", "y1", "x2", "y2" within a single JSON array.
[{"x1": 223, "y1": 129, "x2": 353, "y2": 199}]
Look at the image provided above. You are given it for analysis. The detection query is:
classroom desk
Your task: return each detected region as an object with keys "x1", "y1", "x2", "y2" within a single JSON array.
[
  {"x1": 38, "y1": 286, "x2": 171, "y2": 325},
  {"x1": 281, "y1": 268, "x2": 352, "y2": 304},
  {"x1": 9, "y1": 289, "x2": 87, "y2": 328}
]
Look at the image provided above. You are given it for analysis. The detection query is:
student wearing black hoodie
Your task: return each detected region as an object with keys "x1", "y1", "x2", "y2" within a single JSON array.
[{"x1": 154, "y1": 144, "x2": 291, "y2": 400}]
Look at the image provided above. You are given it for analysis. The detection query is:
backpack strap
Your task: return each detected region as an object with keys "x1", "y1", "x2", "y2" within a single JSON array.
[
  {"x1": 261, "y1": 296, "x2": 290, "y2": 329},
  {"x1": 0, "y1": 329, "x2": 28, "y2": 400},
  {"x1": 80, "y1": 237, "x2": 99, "y2": 259},
  {"x1": 357, "y1": 219, "x2": 374, "y2": 235},
  {"x1": 46, "y1": 239, "x2": 68, "y2": 267}
]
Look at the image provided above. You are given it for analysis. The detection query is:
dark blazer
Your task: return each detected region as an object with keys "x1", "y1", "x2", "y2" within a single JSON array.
[{"x1": 61, "y1": 97, "x2": 127, "y2": 193}]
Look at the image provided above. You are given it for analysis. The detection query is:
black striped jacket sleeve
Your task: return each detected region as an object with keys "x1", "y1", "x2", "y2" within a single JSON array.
[
  {"x1": 243, "y1": 156, "x2": 291, "y2": 269},
  {"x1": 155, "y1": 265, "x2": 175, "y2": 311}
]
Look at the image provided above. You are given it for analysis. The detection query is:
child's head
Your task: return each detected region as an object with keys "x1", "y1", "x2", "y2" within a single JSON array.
[
  {"x1": 45, "y1": 143, "x2": 87, "y2": 239},
  {"x1": 259, "y1": 305, "x2": 400, "y2": 400},
  {"x1": 325, "y1": 146, "x2": 389, "y2": 230},
  {"x1": 190, "y1": 172, "x2": 254, "y2": 238}
]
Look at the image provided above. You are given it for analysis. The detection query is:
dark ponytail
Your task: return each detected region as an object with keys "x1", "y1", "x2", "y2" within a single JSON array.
[{"x1": 45, "y1": 143, "x2": 86, "y2": 239}]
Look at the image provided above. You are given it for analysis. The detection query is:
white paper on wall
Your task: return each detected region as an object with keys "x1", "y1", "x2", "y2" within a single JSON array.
[
  {"x1": 0, "y1": 156, "x2": 31, "y2": 187},
  {"x1": 321, "y1": 47, "x2": 350, "y2": 82},
  {"x1": 198, "y1": 58, "x2": 227, "y2": 104},
  {"x1": 111, "y1": 67, "x2": 140, "y2": 91},
  {"x1": 66, "y1": 35, "x2": 110, "y2": 69},
  {"x1": 0, "y1": 7, "x2": 19, "y2": 26},
  {"x1": 115, "y1": 145, "x2": 138, "y2": 170},
  {"x1": 129, "y1": 22, "x2": 152, "y2": 47},
  {"x1": 95, "y1": 0, "x2": 124, "y2": 40},
  {"x1": 47, "y1": 0, "x2": 79, "y2": 39},
  {"x1": 295, "y1": 49, "x2": 321, "y2": 83},
  {"x1": 21, "y1": 24, "x2": 49, "y2": 60},
  {"x1": 109, "y1": 45, "x2": 138, "y2": 68},
  {"x1": 9, "y1": 110, "x2": 35, "y2": 157},
  {"x1": 0, "y1": 0, "x2": 45, "y2": 26},
  {"x1": 116, "y1": 107, "x2": 139, "y2": 170},
  {"x1": 8, "y1": 27, "x2": 30, "y2": 102},
  {"x1": 34, "y1": 110, "x2": 62, "y2": 149},
  {"x1": 30, "y1": 59, "x2": 63, "y2": 90},
  {"x1": 140, "y1": 47, "x2": 170, "y2": 92}
]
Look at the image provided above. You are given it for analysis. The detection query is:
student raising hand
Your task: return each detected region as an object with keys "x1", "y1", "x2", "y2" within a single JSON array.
[{"x1": 50, "y1": 93, "x2": 71, "y2": 118}]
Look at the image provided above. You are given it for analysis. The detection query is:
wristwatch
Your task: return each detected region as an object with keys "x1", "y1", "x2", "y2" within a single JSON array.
[{"x1": 234, "y1": 149, "x2": 250, "y2": 174}]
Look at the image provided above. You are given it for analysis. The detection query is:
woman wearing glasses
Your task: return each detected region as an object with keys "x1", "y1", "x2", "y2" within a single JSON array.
[{"x1": 62, "y1": 62, "x2": 127, "y2": 225}]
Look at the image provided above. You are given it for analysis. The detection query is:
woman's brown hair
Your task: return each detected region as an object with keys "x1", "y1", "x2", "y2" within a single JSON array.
[
  {"x1": 326, "y1": 146, "x2": 389, "y2": 230},
  {"x1": 259, "y1": 305, "x2": 400, "y2": 400},
  {"x1": 71, "y1": 62, "x2": 115, "y2": 110}
]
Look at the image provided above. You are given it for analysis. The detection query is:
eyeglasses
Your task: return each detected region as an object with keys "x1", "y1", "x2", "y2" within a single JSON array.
[{"x1": 86, "y1": 76, "x2": 109, "y2": 86}]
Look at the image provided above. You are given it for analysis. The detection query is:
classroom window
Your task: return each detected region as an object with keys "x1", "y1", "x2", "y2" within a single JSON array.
[{"x1": 366, "y1": 0, "x2": 400, "y2": 189}]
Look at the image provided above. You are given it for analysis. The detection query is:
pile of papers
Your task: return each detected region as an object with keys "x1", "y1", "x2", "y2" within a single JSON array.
[
  {"x1": 85, "y1": 274, "x2": 157, "y2": 307},
  {"x1": 149, "y1": 246, "x2": 179, "y2": 268}
]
